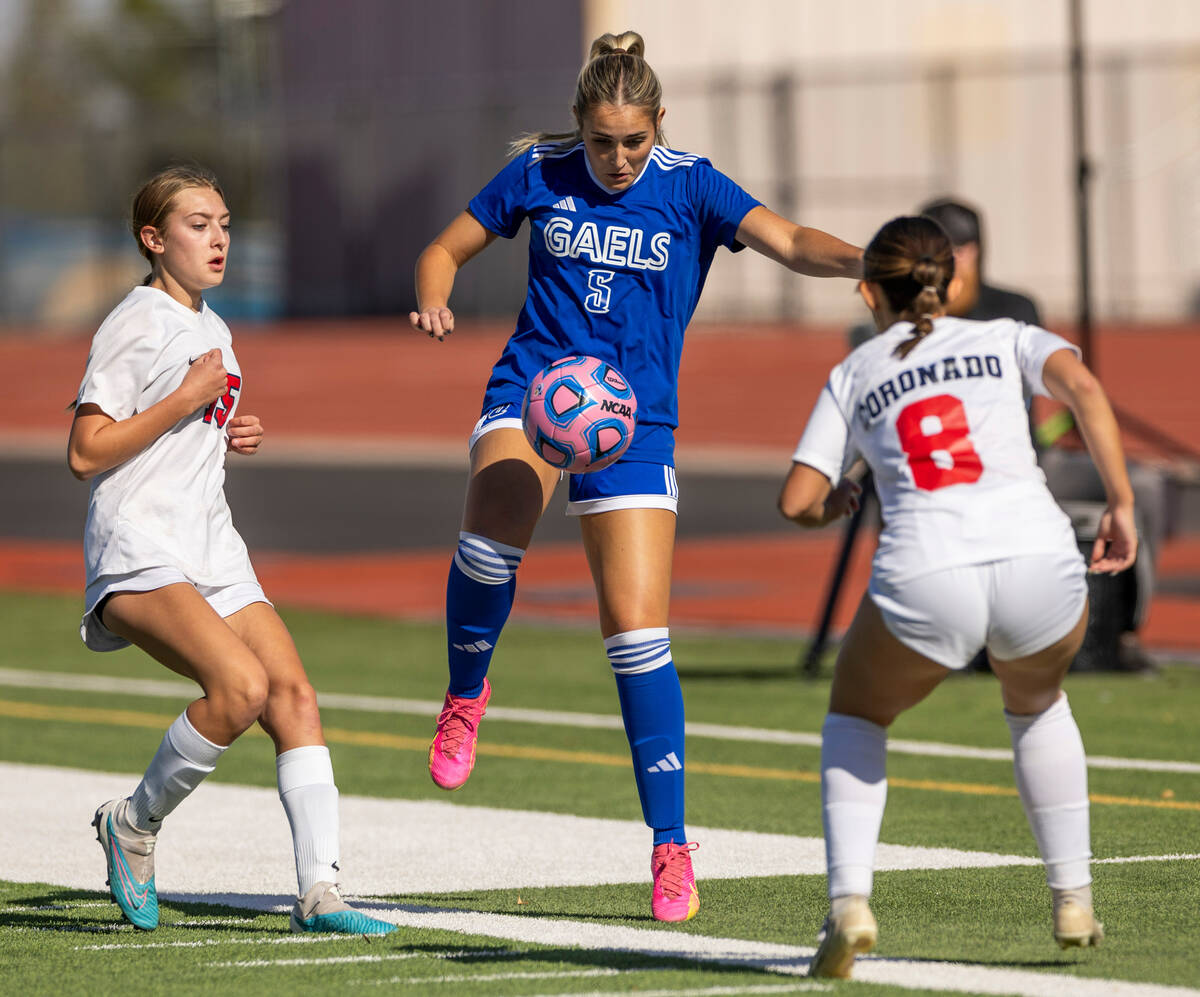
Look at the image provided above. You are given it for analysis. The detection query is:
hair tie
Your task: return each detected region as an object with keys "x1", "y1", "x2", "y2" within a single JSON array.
[
  {"x1": 609, "y1": 47, "x2": 627, "y2": 55},
  {"x1": 922, "y1": 285, "x2": 940, "y2": 296}
]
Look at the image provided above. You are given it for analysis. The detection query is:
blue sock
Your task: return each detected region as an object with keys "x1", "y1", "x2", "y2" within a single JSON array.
[
  {"x1": 445, "y1": 532, "x2": 524, "y2": 697},
  {"x1": 606, "y1": 628, "x2": 686, "y2": 846}
]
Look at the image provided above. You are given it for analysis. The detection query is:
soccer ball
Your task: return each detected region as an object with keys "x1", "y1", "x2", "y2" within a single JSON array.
[{"x1": 521, "y1": 355, "x2": 637, "y2": 473}]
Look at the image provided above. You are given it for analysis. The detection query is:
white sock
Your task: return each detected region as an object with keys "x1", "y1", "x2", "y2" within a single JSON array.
[
  {"x1": 129, "y1": 710, "x2": 225, "y2": 830},
  {"x1": 277, "y1": 745, "x2": 340, "y2": 897},
  {"x1": 1004, "y1": 693, "x2": 1092, "y2": 889},
  {"x1": 821, "y1": 712, "x2": 888, "y2": 899}
]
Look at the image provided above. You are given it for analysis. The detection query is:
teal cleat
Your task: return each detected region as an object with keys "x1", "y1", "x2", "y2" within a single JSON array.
[
  {"x1": 93, "y1": 799, "x2": 159, "y2": 931},
  {"x1": 290, "y1": 882, "x2": 396, "y2": 935}
]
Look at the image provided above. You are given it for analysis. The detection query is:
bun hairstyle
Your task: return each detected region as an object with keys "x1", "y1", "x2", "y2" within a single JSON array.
[
  {"x1": 130, "y1": 163, "x2": 224, "y2": 285},
  {"x1": 586, "y1": 29, "x2": 645, "y2": 61},
  {"x1": 863, "y1": 215, "x2": 955, "y2": 359},
  {"x1": 507, "y1": 30, "x2": 664, "y2": 157}
]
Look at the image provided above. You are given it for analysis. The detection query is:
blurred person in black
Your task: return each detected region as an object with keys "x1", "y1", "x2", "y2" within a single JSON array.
[
  {"x1": 920, "y1": 197, "x2": 1043, "y2": 324},
  {"x1": 850, "y1": 197, "x2": 1041, "y2": 348}
]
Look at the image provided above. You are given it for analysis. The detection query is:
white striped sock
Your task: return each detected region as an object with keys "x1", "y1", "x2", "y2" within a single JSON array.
[
  {"x1": 604, "y1": 627, "x2": 672, "y2": 675},
  {"x1": 453, "y1": 532, "x2": 525, "y2": 585}
]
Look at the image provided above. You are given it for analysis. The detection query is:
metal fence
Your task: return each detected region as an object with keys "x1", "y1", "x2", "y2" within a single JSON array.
[
  {"x1": 1, "y1": 1, "x2": 1196, "y2": 327},
  {"x1": 668, "y1": 45, "x2": 1200, "y2": 323}
]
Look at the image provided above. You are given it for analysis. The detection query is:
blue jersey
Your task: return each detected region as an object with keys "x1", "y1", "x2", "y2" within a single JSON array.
[{"x1": 469, "y1": 142, "x2": 760, "y2": 464}]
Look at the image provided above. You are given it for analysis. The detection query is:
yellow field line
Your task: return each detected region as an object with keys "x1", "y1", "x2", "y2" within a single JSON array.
[{"x1": 2, "y1": 697, "x2": 1196, "y2": 812}]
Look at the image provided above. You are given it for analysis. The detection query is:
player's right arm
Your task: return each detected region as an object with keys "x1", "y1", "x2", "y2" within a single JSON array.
[
  {"x1": 409, "y1": 211, "x2": 497, "y2": 340},
  {"x1": 779, "y1": 464, "x2": 862, "y2": 527},
  {"x1": 67, "y1": 348, "x2": 229, "y2": 481},
  {"x1": 779, "y1": 380, "x2": 862, "y2": 527},
  {"x1": 1040, "y1": 348, "x2": 1137, "y2": 574}
]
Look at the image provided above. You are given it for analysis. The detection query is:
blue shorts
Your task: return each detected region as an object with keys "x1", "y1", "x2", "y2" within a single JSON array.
[
  {"x1": 566, "y1": 460, "x2": 679, "y2": 516},
  {"x1": 469, "y1": 402, "x2": 679, "y2": 516}
]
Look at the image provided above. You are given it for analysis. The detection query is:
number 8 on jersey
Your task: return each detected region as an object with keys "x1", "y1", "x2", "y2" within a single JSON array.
[{"x1": 895, "y1": 394, "x2": 983, "y2": 491}]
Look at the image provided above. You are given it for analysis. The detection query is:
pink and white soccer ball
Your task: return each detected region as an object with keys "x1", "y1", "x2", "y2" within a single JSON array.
[{"x1": 521, "y1": 356, "x2": 637, "y2": 473}]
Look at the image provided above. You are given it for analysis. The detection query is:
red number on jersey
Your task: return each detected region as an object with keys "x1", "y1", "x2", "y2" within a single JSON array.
[
  {"x1": 202, "y1": 373, "x2": 242, "y2": 429},
  {"x1": 895, "y1": 393, "x2": 983, "y2": 490}
]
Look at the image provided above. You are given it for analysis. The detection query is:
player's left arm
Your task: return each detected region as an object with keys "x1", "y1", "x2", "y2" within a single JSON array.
[
  {"x1": 735, "y1": 206, "x2": 863, "y2": 279},
  {"x1": 226, "y1": 413, "x2": 264, "y2": 455},
  {"x1": 1040, "y1": 348, "x2": 1137, "y2": 573}
]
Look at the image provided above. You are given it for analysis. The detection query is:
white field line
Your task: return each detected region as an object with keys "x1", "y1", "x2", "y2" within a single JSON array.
[
  {"x1": 0, "y1": 762, "x2": 1044, "y2": 897},
  {"x1": 348, "y1": 969, "x2": 621, "y2": 987},
  {"x1": 203, "y1": 947, "x2": 517, "y2": 965},
  {"x1": 1, "y1": 901, "x2": 110, "y2": 912},
  {"x1": 152, "y1": 893, "x2": 1200, "y2": 997},
  {"x1": 487, "y1": 988, "x2": 827, "y2": 997},
  {"x1": 423, "y1": 988, "x2": 828, "y2": 997},
  {"x1": 1093, "y1": 853, "x2": 1200, "y2": 864},
  {"x1": 2, "y1": 667, "x2": 1196, "y2": 776},
  {"x1": 78, "y1": 934, "x2": 379, "y2": 950},
  {"x1": 6, "y1": 762, "x2": 1194, "y2": 997}
]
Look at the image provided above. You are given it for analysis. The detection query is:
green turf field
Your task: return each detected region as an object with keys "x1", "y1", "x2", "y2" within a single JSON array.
[{"x1": 1, "y1": 591, "x2": 1197, "y2": 996}]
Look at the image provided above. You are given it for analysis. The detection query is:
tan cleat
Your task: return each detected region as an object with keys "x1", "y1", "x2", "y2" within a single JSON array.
[
  {"x1": 810, "y1": 894, "x2": 878, "y2": 979},
  {"x1": 290, "y1": 881, "x2": 396, "y2": 935},
  {"x1": 1054, "y1": 898, "x2": 1104, "y2": 949}
]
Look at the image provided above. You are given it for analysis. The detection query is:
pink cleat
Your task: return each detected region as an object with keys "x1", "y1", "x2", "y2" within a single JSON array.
[
  {"x1": 428, "y1": 678, "x2": 491, "y2": 790},
  {"x1": 651, "y1": 841, "x2": 700, "y2": 922}
]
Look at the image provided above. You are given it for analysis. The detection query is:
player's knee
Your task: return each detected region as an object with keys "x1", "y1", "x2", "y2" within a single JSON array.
[
  {"x1": 267, "y1": 676, "x2": 319, "y2": 725},
  {"x1": 211, "y1": 668, "x2": 270, "y2": 729},
  {"x1": 596, "y1": 579, "x2": 668, "y2": 635},
  {"x1": 453, "y1": 531, "x2": 525, "y2": 585}
]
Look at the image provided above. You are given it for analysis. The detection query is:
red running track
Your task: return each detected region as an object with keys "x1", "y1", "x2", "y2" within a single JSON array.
[{"x1": 4, "y1": 319, "x2": 1197, "y2": 652}]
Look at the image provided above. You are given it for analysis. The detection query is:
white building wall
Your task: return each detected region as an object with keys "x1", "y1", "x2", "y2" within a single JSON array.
[{"x1": 583, "y1": 0, "x2": 1200, "y2": 323}]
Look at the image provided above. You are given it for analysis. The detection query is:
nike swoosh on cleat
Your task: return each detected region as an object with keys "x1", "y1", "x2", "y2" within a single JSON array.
[{"x1": 107, "y1": 815, "x2": 151, "y2": 907}]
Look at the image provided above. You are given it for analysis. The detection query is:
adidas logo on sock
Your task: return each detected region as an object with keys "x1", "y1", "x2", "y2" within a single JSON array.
[
  {"x1": 551, "y1": 196, "x2": 577, "y2": 212},
  {"x1": 452, "y1": 640, "x2": 494, "y2": 653},
  {"x1": 646, "y1": 752, "x2": 683, "y2": 773}
]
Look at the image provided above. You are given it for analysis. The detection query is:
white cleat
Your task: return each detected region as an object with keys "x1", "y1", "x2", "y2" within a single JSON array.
[
  {"x1": 810, "y1": 894, "x2": 877, "y2": 979},
  {"x1": 1054, "y1": 898, "x2": 1104, "y2": 949}
]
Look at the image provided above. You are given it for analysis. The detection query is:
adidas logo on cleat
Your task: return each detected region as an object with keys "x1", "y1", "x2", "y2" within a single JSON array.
[{"x1": 646, "y1": 752, "x2": 683, "y2": 773}]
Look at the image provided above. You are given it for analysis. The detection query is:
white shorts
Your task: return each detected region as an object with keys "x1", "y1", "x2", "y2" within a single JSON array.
[
  {"x1": 468, "y1": 403, "x2": 525, "y2": 453},
  {"x1": 81, "y1": 567, "x2": 271, "y2": 652},
  {"x1": 868, "y1": 549, "x2": 1088, "y2": 669}
]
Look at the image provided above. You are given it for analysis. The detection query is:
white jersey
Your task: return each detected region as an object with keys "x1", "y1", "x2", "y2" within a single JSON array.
[
  {"x1": 792, "y1": 316, "x2": 1080, "y2": 583},
  {"x1": 76, "y1": 286, "x2": 257, "y2": 597}
]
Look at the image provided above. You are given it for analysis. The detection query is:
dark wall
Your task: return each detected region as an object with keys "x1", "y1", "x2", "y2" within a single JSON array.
[{"x1": 279, "y1": 0, "x2": 583, "y2": 318}]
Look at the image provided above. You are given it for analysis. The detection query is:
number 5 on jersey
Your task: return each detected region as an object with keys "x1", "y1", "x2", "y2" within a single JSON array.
[
  {"x1": 895, "y1": 393, "x2": 983, "y2": 490},
  {"x1": 585, "y1": 270, "x2": 614, "y2": 314}
]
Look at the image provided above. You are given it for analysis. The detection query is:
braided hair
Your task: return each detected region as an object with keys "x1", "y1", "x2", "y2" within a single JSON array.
[{"x1": 863, "y1": 216, "x2": 955, "y2": 359}]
